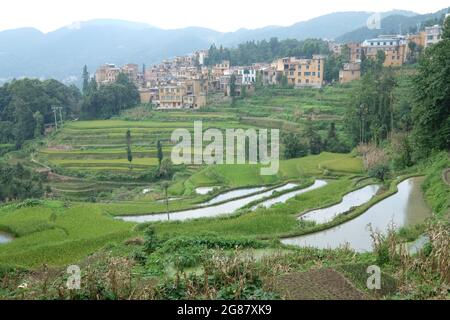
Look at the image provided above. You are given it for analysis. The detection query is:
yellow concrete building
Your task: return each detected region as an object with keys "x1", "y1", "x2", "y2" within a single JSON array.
[
  {"x1": 274, "y1": 55, "x2": 325, "y2": 88},
  {"x1": 158, "y1": 78, "x2": 207, "y2": 109},
  {"x1": 158, "y1": 85, "x2": 186, "y2": 109},
  {"x1": 339, "y1": 63, "x2": 361, "y2": 84},
  {"x1": 95, "y1": 64, "x2": 121, "y2": 85},
  {"x1": 361, "y1": 36, "x2": 407, "y2": 67}
]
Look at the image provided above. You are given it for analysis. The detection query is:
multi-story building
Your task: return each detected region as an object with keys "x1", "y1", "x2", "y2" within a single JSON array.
[
  {"x1": 261, "y1": 67, "x2": 278, "y2": 86},
  {"x1": 348, "y1": 43, "x2": 363, "y2": 63},
  {"x1": 95, "y1": 63, "x2": 143, "y2": 86},
  {"x1": 361, "y1": 36, "x2": 407, "y2": 67},
  {"x1": 328, "y1": 41, "x2": 342, "y2": 56},
  {"x1": 95, "y1": 64, "x2": 121, "y2": 85},
  {"x1": 158, "y1": 85, "x2": 187, "y2": 109},
  {"x1": 424, "y1": 25, "x2": 443, "y2": 48},
  {"x1": 212, "y1": 60, "x2": 230, "y2": 77},
  {"x1": 139, "y1": 87, "x2": 159, "y2": 104},
  {"x1": 339, "y1": 63, "x2": 361, "y2": 84},
  {"x1": 274, "y1": 55, "x2": 325, "y2": 88},
  {"x1": 157, "y1": 78, "x2": 208, "y2": 109},
  {"x1": 121, "y1": 63, "x2": 141, "y2": 86},
  {"x1": 195, "y1": 50, "x2": 209, "y2": 66},
  {"x1": 237, "y1": 67, "x2": 256, "y2": 85}
]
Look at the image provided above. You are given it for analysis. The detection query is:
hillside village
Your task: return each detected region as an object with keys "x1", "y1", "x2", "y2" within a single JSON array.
[
  {"x1": 93, "y1": 15, "x2": 448, "y2": 110},
  {"x1": 0, "y1": 2, "x2": 449, "y2": 302}
]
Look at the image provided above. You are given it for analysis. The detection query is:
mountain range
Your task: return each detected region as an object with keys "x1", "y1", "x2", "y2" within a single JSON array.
[{"x1": 0, "y1": 8, "x2": 447, "y2": 84}]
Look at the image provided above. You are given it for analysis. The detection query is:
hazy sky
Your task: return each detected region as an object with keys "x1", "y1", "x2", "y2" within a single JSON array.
[{"x1": 1, "y1": 0, "x2": 449, "y2": 32}]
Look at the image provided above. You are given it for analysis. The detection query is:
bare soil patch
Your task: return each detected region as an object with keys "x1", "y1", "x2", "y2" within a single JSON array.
[{"x1": 272, "y1": 268, "x2": 370, "y2": 300}]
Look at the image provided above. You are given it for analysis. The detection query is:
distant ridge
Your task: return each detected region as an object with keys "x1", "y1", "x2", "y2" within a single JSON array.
[
  {"x1": 337, "y1": 7, "x2": 450, "y2": 42},
  {"x1": 0, "y1": 8, "x2": 444, "y2": 84}
]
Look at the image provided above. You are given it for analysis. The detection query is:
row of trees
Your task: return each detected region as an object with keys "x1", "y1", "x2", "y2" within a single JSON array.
[
  {"x1": 0, "y1": 163, "x2": 46, "y2": 202},
  {"x1": 283, "y1": 122, "x2": 349, "y2": 160},
  {"x1": 81, "y1": 70, "x2": 140, "y2": 119},
  {"x1": 125, "y1": 129, "x2": 174, "y2": 181},
  {"x1": 344, "y1": 18, "x2": 450, "y2": 176},
  {"x1": 205, "y1": 38, "x2": 330, "y2": 66},
  {"x1": 0, "y1": 67, "x2": 140, "y2": 149},
  {"x1": 0, "y1": 79, "x2": 81, "y2": 148}
]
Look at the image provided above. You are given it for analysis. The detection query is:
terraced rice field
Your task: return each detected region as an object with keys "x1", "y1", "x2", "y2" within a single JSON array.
[{"x1": 40, "y1": 119, "x2": 255, "y2": 173}]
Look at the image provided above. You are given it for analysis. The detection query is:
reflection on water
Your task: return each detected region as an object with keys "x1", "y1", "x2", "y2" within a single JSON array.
[
  {"x1": 120, "y1": 183, "x2": 299, "y2": 223},
  {"x1": 200, "y1": 187, "x2": 267, "y2": 206},
  {"x1": 119, "y1": 181, "x2": 328, "y2": 223},
  {"x1": 301, "y1": 185, "x2": 380, "y2": 224},
  {"x1": 254, "y1": 180, "x2": 328, "y2": 209},
  {"x1": 282, "y1": 178, "x2": 431, "y2": 252},
  {"x1": 0, "y1": 232, "x2": 13, "y2": 244},
  {"x1": 195, "y1": 187, "x2": 217, "y2": 195}
]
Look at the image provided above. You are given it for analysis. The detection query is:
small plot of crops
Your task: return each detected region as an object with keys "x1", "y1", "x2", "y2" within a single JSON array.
[{"x1": 0, "y1": 201, "x2": 134, "y2": 267}]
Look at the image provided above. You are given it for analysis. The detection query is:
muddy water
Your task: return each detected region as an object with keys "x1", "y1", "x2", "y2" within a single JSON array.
[
  {"x1": 253, "y1": 180, "x2": 328, "y2": 209},
  {"x1": 300, "y1": 185, "x2": 380, "y2": 224},
  {"x1": 282, "y1": 177, "x2": 432, "y2": 252},
  {"x1": 119, "y1": 183, "x2": 303, "y2": 223},
  {"x1": 200, "y1": 187, "x2": 268, "y2": 206},
  {"x1": 0, "y1": 232, "x2": 13, "y2": 244}
]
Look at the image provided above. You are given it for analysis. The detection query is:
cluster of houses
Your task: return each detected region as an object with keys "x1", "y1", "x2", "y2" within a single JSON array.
[
  {"x1": 94, "y1": 15, "x2": 448, "y2": 110},
  {"x1": 338, "y1": 20, "x2": 447, "y2": 84},
  {"x1": 94, "y1": 54, "x2": 326, "y2": 109}
]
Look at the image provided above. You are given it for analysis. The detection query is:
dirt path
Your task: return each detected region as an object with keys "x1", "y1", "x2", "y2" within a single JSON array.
[{"x1": 272, "y1": 268, "x2": 370, "y2": 300}]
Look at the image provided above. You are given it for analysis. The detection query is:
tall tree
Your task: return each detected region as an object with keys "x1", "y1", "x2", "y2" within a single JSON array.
[
  {"x1": 82, "y1": 65, "x2": 89, "y2": 95},
  {"x1": 305, "y1": 121, "x2": 323, "y2": 155},
  {"x1": 13, "y1": 99, "x2": 35, "y2": 148},
  {"x1": 156, "y1": 140, "x2": 163, "y2": 165},
  {"x1": 411, "y1": 17, "x2": 450, "y2": 155},
  {"x1": 33, "y1": 111, "x2": 44, "y2": 137},
  {"x1": 229, "y1": 74, "x2": 237, "y2": 99},
  {"x1": 126, "y1": 129, "x2": 133, "y2": 169}
]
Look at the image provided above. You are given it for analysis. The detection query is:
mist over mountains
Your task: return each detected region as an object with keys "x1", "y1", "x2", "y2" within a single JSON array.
[{"x1": 0, "y1": 8, "x2": 447, "y2": 84}]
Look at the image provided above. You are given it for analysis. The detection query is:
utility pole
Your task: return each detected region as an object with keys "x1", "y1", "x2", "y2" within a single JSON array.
[
  {"x1": 58, "y1": 107, "x2": 64, "y2": 128},
  {"x1": 52, "y1": 106, "x2": 63, "y2": 131},
  {"x1": 52, "y1": 106, "x2": 58, "y2": 131}
]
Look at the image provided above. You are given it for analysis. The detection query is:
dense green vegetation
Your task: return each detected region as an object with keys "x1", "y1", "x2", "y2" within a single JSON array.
[
  {"x1": 205, "y1": 38, "x2": 330, "y2": 66},
  {"x1": 0, "y1": 79, "x2": 81, "y2": 148},
  {"x1": 411, "y1": 18, "x2": 450, "y2": 156},
  {"x1": 0, "y1": 22, "x2": 449, "y2": 301},
  {"x1": 0, "y1": 163, "x2": 46, "y2": 202},
  {"x1": 81, "y1": 73, "x2": 140, "y2": 119}
]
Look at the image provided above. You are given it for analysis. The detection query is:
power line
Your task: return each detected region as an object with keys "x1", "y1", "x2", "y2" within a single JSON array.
[{"x1": 51, "y1": 106, "x2": 63, "y2": 131}]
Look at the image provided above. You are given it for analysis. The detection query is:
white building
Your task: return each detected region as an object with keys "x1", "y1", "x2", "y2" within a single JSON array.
[
  {"x1": 424, "y1": 25, "x2": 443, "y2": 48},
  {"x1": 237, "y1": 68, "x2": 256, "y2": 85}
]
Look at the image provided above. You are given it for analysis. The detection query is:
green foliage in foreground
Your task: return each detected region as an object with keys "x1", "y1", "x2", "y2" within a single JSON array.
[
  {"x1": 0, "y1": 163, "x2": 46, "y2": 202},
  {"x1": 421, "y1": 152, "x2": 450, "y2": 217},
  {"x1": 0, "y1": 201, "x2": 133, "y2": 267}
]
